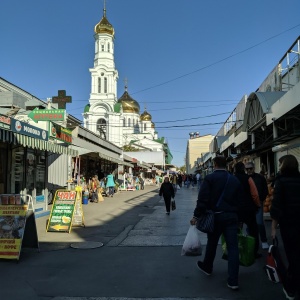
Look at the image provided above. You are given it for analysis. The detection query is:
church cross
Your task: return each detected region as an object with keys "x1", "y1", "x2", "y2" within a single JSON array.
[{"x1": 52, "y1": 90, "x2": 72, "y2": 109}]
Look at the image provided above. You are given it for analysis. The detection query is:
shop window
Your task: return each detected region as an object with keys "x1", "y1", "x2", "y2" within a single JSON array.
[
  {"x1": 11, "y1": 147, "x2": 25, "y2": 194},
  {"x1": 0, "y1": 143, "x2": 8, "y2": 194},
  {"x1": 35, "y1": 151, "x2": 46, "y2": 196}
]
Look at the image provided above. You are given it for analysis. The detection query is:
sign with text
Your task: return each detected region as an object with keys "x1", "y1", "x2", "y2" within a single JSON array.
[
  {"x1": 11, "y1": 118, "x2": 48, "y2": 141},
  {"x1": 28, "y1": 108, "x2": 65, "y2": 123},
  {"x1": 49, "y1": 122, "x2": 72, "y2": 144},
  {"x1": 0, "y1": 205, "x2": 27, "y2": 260},
  {"x1": 46, "y1": 190, "x2": 77, "y2": 233},
  {"x1": 0, "y1": 114, "x2": 11, "y2": 130}
]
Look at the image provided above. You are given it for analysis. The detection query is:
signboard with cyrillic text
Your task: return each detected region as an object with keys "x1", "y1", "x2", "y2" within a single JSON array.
[
  {"x1": 28, "y1": 108, "x2": 65, "y2": 123},
  {"x1": 46, "y1": 190, "x2": 77, "y2": 233},
  {"x1": 0, "y1": 114, "x2": 11, "y2": 130},
  {"x1": 11, "y1": 119, "x2": 48, "y2": 141}
]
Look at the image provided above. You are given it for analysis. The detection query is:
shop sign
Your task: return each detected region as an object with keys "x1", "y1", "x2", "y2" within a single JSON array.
[
  {"x1": 49, "y1": 122, "x2": 72, "y2": 144},
  {"x1": 47, "y1": 190, "x2": 78, "y2": 233},
  {"x1": 11, "y1": 118, "x2": 48, "y2": 141},
  {"x1": 28, "y1": 107, "x2": 65, "y2": 123},
  {"x1": 0, "y1": 114, "x2": 11, "y2": 130}
]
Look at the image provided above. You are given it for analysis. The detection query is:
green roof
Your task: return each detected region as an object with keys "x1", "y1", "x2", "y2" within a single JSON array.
[
  {"x1": 84, "y1": 104, "x2": 90, "y2": 113},
  {"x1": 114, "y1": 103, "x2": 122, "y2": 113}
]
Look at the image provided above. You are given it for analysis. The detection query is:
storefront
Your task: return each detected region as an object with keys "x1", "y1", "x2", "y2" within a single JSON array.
[{"x1": 0, "y1": 116, "x2": 77, "y2": 217}]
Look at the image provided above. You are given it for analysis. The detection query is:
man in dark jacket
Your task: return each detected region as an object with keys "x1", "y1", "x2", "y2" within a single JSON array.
[
  {"x1": 159, "y1": 176, "x2": 175, "y2": 215},
  {"x1": 190, "y1": 156, "x2": 241, "y2": 290},
  {"x1": 245, "y1": 162, "x2": 269, "y2": 250}
]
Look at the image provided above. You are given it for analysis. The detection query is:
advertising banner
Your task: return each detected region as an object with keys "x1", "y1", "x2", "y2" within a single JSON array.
[
  {"x1": 11, "y1": 119, "x2": 48, "y2": 141},
  {"x1": 46, "y1": 190, "x2": 77, "y2": 233}
]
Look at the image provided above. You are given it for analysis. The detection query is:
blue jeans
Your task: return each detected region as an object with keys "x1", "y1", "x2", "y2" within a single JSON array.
[
  {"x1": 197, "y1": 180, "x2": 201, "y2": 191},
  {"x1": 256, "y1": 204, "x2": 267, "y2": 243},
  {"x1": 203, "y1": 212, "x2": 239, "y2": 286}
]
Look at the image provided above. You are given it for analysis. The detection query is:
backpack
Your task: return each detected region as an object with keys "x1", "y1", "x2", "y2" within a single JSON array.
[{"x1": 264, "y1": 238, "x2": 286, "y2": 283}]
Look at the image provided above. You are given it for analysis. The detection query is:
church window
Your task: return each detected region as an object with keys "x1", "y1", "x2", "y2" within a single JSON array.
[
  {"x1": 97, "y1": 118, "x2": 107, "y2": 140},
  {"x1": 101, "y1": 44, "x2": 104, "y2": 51},
  {"x1": 98, "y1": 77, "x2": 101, "y2": 93},
  {"x1": 144, "y1": 124, "x2": 147, "y2": 131},
  {"x1": 108, "y1": 43, "x2": 110, "y2": 52},
  {"x1": 123, "y1": 118, "x2": 125, "y2": 127},
  {"x1": 104, "y1": 77, "x2": 107, "y2": 93},
  {"x1": 128, "y1": 118, "x2": 131, "y2": 127}
]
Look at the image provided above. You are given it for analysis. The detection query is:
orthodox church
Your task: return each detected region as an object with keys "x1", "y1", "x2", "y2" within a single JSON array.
[{"x1": 83, "y1": 6, "x2": 160, "y2": 150}]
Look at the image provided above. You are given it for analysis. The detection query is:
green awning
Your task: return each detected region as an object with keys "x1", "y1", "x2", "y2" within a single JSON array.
[{"x1": 0, "y1": 129, "x2": 77, "y2": 156}]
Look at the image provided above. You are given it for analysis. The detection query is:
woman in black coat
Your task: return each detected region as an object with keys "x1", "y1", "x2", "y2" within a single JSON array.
[
  {"x1": 159, "y1": 176, "x2": 175, "y2": 215},
  {"x1": 271, "y1": 155, "x2": 300, "y2": 299}
]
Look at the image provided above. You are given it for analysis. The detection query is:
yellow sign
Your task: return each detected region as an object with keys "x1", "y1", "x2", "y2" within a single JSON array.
[{"x1": 0, "y1": 205, "x2": 28, "y2": 260}]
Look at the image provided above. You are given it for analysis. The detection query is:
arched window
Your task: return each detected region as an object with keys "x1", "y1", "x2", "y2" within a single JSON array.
[
  {"x1": 144, "y1": 124, "x2": 147, "y2": 131},
  {"x1": 101, "y1": 44, "x2": 104, "y2": 51},
  {"x1": 104, "y1": 77, "x2": 107, "y2": 93},
  {"x1": 128, "y1": 118, "x2": 131, "y2": 127},
  {"x1": 123, "y1": 118, "x2": 126, "y2": 127},
  {"x1": 97, "y1": 118, "x2": 107, "y2": 140},
  {"x1": 98, "y1": 77, "x2": 101, "y2": 93},
  {"x1": 108, "y1": 43, "x2": 110, "y2": 52}
]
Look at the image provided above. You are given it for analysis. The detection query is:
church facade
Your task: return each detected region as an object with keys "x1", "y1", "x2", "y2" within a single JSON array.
[{"x1": 83, "y1": 6, "x2": 160, "y2": 151}]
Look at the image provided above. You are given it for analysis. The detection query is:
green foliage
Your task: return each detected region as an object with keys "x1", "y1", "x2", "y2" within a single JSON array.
[{"x1": 123, "y1": 145, "x2": 139, "y2": 152}]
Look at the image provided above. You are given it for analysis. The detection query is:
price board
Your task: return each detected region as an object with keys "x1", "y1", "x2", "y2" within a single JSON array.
[
  {"x1": 46, "y1": 190, "x2": 78, "y2": 233},
  {"x1": 72, "y1": 190, "x2": 85, "y2": 227}
]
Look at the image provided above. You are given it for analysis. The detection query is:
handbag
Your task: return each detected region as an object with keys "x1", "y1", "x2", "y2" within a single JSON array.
[
  {"x1": 196, "y1": 174, "x2": 230, "y2": 233},
  {"x1": 171, "y1": 199, "x2": 176, "y2": 210},
  {"x1": 264, "y1": 238, "x2": 286, "y2": 283},
  {"x1": 221, "y1": 229, "x2": 255, "y2": 267},
  {"x1": 181, "y1": 225, "x2": 202, "y2": 256}
]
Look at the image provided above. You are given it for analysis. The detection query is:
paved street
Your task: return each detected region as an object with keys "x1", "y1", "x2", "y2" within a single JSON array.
[{"x1": 0, "y1": 184, "x2": 286, "y2": 300}]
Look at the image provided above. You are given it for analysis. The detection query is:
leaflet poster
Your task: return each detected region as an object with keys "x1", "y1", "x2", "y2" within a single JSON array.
[{"x1": 0, "y1": 205, "x2": 27, "y2": 260}]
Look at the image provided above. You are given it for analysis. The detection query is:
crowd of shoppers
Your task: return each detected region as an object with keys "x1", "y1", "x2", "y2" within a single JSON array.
[{"x1": 188, "y1": 154, "x2": 299, "y2": 300}]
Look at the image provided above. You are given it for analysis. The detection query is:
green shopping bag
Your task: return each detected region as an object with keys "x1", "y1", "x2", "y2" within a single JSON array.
[{"x1": 221, "y1": 230, "x2": 255, "y2": 267}]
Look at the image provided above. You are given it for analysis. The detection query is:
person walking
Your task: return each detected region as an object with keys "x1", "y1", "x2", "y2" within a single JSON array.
[
  {"x1": 89, "y1": 175, "x2": 100, "y2": 203},
  {"x1": 270, "y1": 155, "x2": 300, "y2": 300},
  {"x1": 190, "y1": 156, "x2": 241, "y2": 290},
  {"x1": 196, "y1": 172, "x2": 202, "y2": 191},
  {"x1": 234, "y1": 162, "x2": 261, "y2": 258},
  {"x1": 106, "y1": 171, "x2": 115, "y2": 197},
  {"x1": 159, "y1": 176, "x2": 175, "y2": 215},
  {"x1": 245, "y1": 162, "x2": 269, "y2": 250},
  {"x1": 138, "y1": 175, "x2": 144, "y2": 190}
]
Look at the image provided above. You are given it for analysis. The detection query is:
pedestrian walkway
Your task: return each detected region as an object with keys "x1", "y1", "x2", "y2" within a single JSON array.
[{"x1": 0, "y1": 184, "x2": 287, "y2": 300}]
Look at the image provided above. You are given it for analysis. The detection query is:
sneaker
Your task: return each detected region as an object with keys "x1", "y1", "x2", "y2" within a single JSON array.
[
  {"x1": 196, "y1": 261, "x2": 212, "y2": 276},
  {"x1": 227, "y1": 283, "x2": 239, "y2": 290},
  {"x1": 166, "y1": 212, "x2": 170, "y2": 215},
  {"x1": 283, "y1": 287, "x2": 295, "y2": 300},
  {"x1": 262, "y1": 242, "x2": 269, "y2": 250}
]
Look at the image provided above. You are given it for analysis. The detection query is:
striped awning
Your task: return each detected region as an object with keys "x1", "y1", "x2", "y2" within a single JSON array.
[{"x1": 0, "y1": 129, "x2": 78, "y2": 156}]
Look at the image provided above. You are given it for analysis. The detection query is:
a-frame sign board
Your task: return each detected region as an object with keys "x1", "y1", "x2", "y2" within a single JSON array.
[
  {"x1": 46, "y1": 190, "x2": 84, "y2": 233},
  {"x1": 0, "y1": 196, "x2": 39, "y2": 261}
]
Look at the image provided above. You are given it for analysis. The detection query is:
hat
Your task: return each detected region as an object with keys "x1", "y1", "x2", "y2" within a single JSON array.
[{"x1": 245, "y1": 162, "x2": 254, "y2": 169}]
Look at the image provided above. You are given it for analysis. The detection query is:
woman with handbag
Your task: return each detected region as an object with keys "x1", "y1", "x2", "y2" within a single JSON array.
[{"x1": 270, "y1": 155, "x2": 300, "y2": 300}]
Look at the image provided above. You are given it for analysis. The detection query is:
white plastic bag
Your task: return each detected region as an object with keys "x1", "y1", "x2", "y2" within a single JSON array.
[{"x1": 181, "y1": 225, "x2": 202, "y2": 256}]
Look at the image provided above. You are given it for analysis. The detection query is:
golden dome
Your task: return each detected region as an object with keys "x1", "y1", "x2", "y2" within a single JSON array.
[
  {"x1": 117, "y1": 90, "x2": 140, "y2": 114},
  {"x1": 140, "y1": 110, "x2": 152, "y2": 121},
  {"x1": 94, "y1": 9, "x2": 114, "y2": 36}
]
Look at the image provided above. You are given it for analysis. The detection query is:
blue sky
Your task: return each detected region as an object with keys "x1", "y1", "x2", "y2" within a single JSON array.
[{"x1": 1, "y1": 0, "x2": 300, "y2": 166}]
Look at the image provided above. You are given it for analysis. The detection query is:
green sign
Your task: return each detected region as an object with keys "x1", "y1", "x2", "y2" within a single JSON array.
[
  {"x1": 28, "y1": 108, "x2": 65, "y2": 123},
  {"x1": 49, "y1": 122, "x2": 72, "y2": 144},
  {"x1": 46, "y1": 190, "x2": 77, "y2": 233}
]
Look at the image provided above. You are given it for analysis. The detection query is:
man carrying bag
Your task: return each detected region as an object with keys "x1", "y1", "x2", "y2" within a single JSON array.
[{"x1": 190, "y1": 156, "x2": 241, "y2": 290}]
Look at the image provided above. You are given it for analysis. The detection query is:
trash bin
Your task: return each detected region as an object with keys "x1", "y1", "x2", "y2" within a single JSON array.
[{"x1": 82, "y1": 195, "x2": 89, "y2": 205}]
